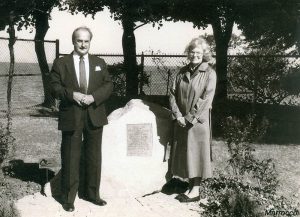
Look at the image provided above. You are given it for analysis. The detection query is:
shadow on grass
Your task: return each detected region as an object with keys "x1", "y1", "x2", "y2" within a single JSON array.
[
  {"x1": 2, "y1": 160, "x2": 55, "y2": 196},
  {"x1": 29, "y1": 106, "x2": 59, "y2": 118}
]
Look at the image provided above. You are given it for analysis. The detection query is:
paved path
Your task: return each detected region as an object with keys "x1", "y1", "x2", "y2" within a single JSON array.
[{"x1": 16, "y1": 181, "x2": 201, "y2": 217}]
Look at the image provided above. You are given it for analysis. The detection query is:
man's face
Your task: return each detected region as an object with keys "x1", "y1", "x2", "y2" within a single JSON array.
[{"x1": 73, "y1": 29, "x2": 91, "y2": 56}]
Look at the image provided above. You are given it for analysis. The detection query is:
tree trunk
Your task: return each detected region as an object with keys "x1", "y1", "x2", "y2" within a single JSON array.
[
  {"x1": 34, "y1": 12, "x2": 55, "y2": 108},
  {"x1": 212, "y1": 19, "x2": 234, "y2": 106},
  {"x1": 122, "y1": 16, "x2": 139, "y2": 97},
  {"x1": 7, "y1": 15, "x2": 16, "y2": 132},
  {"x1": 211, "y1": 16, "x2": 234, "y2": 136}
]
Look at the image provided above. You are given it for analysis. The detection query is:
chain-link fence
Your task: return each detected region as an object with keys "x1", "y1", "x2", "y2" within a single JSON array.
[
  {"x1": 227, "y1": 55, "x2": 300, "y2": 105},
  {"x1": 0, "y1": 38, "x2": 57, "y2": 117},
  {"x1": 2, "y1": 40, "x2": 300, "y2": 118},
  {"x1": 138, "y1": 54, "x2": 187, "y2": 95},
  {"x1": 93, "y1": 53, "x2": 187, "y2": 96},
  {"x1": 96, "y1": 53, "x2": 300, "y2": 106}
]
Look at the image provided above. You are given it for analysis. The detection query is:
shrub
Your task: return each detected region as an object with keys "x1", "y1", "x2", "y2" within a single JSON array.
[
  {"x1": 0, "y1": 179, "x2": 19, "y2": 217},
  {"x1": 0, "y1": 200, "x2": 19, "y2": 217},
  {"x1": 199, "y1": 176, "x2": 262, "y2": 217},
  {"x1": 0, "y1": 121, "x2": 18, "y2": 217},
  {"x1": 228, "y1": 49, "x2": 300, "y2": 105},
  {"x1": 107, "y1": 63, "x2": 126, "y2": 97},
  {"x1": 0, "y1": 123, "x2": 14, "y2": 164},
  {"x1": 108, "y1": 62, "x2": 149, "y2": 97},
  {"x1": 199, "y1": 115, "x2": 297, "y2": 217}
]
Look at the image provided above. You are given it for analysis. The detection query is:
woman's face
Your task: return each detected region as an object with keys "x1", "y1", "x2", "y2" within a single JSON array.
[{"x1": 188, "y1": 46, "x2": 204, "y2": 65}]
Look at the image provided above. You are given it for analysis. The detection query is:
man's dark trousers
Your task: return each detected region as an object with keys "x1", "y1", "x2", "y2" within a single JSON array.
[{"x1": 61, "y1": 108, "x2": 103, "y2": 204}]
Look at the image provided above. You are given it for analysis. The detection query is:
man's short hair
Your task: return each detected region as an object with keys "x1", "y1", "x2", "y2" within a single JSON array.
[{"x1": 72, "y1": 26, "x2": 93, "y2": 43}]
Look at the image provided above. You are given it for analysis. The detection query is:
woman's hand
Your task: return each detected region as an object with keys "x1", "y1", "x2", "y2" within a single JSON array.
[{"x1": 176, "y1": 117, "x2": 187, "y2": 127}]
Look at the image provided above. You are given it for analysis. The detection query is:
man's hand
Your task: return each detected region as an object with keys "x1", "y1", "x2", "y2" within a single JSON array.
[
  {"x1": 73, "y1": 92, "x2": 85, "y2": 106},
  {"x1": 81, "y1": 95, "x2": 95, "y2": 106},
  {"x1": 176, "y1": 117, "x2": 186, "y2": 127}
]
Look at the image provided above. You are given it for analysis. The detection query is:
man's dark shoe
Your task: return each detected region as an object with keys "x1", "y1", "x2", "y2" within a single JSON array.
[
  {"x1": 84, "y1": 197, "x2": 107, "y2": 206},
  {"x1": 62, "y1": 203, "x2": 75, "y2": 212}
]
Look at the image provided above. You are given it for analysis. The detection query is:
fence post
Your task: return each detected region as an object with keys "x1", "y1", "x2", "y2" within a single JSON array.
[
  {"x1": 55, "y1": 39, "x2": 60, "y2": 59},
  {"x1": 139, "y1": 52, "x2": 145, "y2": 95},
  {"x1": 166, "y1": 69, "x2": 171, "y2": 95}
]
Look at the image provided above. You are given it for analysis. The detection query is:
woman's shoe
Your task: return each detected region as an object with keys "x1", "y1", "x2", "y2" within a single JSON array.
[{"x1": 178, "y1": 194, "x2": 200, "y2": 203}]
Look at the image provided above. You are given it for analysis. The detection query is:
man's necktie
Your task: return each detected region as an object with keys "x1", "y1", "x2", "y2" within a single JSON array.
[{"x1": 79, "y1": 56, "x2": 87, "y2": 94}]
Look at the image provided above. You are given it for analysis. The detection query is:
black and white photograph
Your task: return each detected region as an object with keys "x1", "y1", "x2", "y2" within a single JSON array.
[{"x1": 0, "y1": 0, "x2": 299, "y2": 216}]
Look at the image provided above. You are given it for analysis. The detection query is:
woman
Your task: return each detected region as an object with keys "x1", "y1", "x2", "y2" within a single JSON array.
[{"x1": 169, "y1": 36, "x2": 216, "y2": 202}]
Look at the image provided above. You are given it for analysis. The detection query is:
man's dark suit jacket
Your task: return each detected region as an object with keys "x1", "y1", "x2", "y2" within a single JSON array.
[{"x1": 50, "y1": 54, "x2": 113, "y2": 131}]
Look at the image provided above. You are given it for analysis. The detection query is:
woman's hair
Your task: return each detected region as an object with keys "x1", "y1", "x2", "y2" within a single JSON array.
[{"x1": 184, "y1": 36, "x2": 212, "y2": 62}]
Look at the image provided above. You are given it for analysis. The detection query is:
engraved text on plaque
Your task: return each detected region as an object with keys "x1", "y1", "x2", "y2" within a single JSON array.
[{"x1": 127, "y1": 123, "x2": 153, "y2": 156}]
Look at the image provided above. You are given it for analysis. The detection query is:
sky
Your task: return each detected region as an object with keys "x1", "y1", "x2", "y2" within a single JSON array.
[{"x1": 0, "y1": 7, "x2": 213, "y2": 55}]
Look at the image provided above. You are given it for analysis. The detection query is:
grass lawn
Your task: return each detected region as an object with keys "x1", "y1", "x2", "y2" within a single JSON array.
[
  {"x1": 0, "y1": 110, "x2": 299, "y2": 214},
  {"x1": 212, "y1": 140, "x2": 300, "y2": 204},
  {"x1": 1, "y1": 115, "x2": 61, "y2": 203}
]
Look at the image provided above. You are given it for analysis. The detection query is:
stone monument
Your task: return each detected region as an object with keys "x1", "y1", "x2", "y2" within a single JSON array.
[
  {"x1": 48, "y1": 99, "x2": 173, "y2": 198},
  {"x1": 101, "y1": 99, "x2": 173, "y2": 197}
]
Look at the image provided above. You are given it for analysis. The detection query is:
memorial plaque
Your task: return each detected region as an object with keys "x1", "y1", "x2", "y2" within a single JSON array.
[{"x1": 127, "y1": 123, "x2": 153, "y2": 156}]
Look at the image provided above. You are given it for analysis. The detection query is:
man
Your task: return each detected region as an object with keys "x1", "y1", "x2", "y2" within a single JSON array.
[{"x1": 50, "y1": 26, "x2": 113, "y2": 212}]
